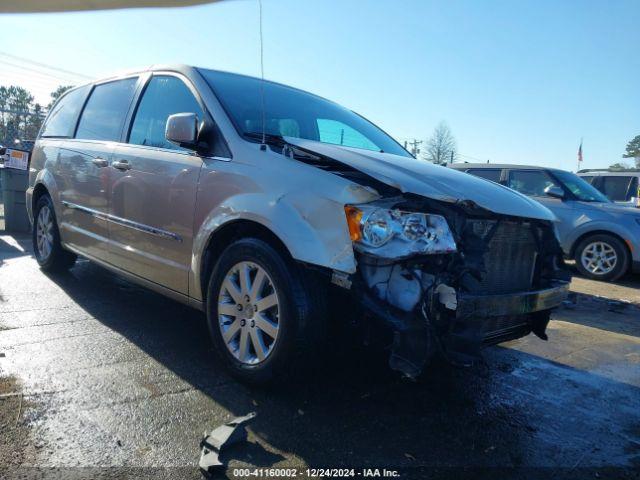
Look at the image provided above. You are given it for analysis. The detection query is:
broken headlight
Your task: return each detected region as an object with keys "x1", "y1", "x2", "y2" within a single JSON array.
[{"x1": 345, "y1": 204, "x2": 457, "y2": 259}]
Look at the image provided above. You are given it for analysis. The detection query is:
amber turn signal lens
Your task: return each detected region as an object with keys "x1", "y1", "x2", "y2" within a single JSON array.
[{"x1": 344, "y1": 205, "x2": 363, "y2": 242}]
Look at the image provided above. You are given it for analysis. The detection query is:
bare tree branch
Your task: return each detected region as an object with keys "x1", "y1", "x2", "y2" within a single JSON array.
[{"x1": 423, "y1": 121, "x2": 457, "y2": 165}]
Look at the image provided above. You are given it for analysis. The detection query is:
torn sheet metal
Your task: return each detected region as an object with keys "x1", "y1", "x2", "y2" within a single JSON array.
[
  {"x1": 283, "y1": 137, "x2": 556, "y2": 221},
  {"x1": 199, "y1": 412, "x2": 256, "y2": 476}
]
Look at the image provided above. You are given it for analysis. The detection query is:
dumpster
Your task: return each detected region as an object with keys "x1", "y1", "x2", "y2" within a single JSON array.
[{"x1": 0, "y1": 148, "x2": 31, "y2": 233}]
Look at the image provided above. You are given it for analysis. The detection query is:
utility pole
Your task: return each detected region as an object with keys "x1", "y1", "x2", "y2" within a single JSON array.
[
  {"x1": 450, "y1": 150, "x2": 454, "y2": 164},
  {"x1": 406, "y1": 139, "x2": 422, "y2": 158}
]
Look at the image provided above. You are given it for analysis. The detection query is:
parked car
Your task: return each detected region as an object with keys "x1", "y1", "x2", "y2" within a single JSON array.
[
  {"x1": 450, "y1": 163, "x2": 640, "y2": 282},
  {"x1": 577, "y1": 169, "x2": 640, "y2": 208},
  {"x1": 27, "y1": 65, "x2": 569, "y2": 383}
]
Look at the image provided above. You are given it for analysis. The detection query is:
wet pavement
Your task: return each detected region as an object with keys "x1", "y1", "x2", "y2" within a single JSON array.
[{"x1": 1, "y1": 233, "x2": 639, "y2": 479}]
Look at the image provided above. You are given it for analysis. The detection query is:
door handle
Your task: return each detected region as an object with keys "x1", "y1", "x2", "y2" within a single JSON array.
[
  {"x1": 92, "y1": 158, "x2": 108, "y2": 168},
  {"x1": 112, "y1": 159, "x2": 131, "y2": 171}
]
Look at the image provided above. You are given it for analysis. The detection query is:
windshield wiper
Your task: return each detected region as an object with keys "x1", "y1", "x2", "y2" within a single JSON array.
[{"x1": 242, "y1": 132, "x2": 287, "y2": 146}]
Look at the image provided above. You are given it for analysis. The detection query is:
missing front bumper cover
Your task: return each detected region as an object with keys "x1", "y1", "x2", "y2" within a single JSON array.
[{"x1": 360, "y1": 280, "x2": 569, "y2": 378}]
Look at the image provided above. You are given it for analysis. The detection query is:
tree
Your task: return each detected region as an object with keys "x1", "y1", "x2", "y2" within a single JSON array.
[
  {"x1": 622, "y1": 134, "x2": 640, "y2": 167},
  {"x1": 423, "y1": 121, "x2": 457, "y2": 165},
  {"x1": 47, "y1": 85, "x2": 73, "y2": 110},
  {"x1": 609, "y1": 162, "x2": 631, "y2": 170}
]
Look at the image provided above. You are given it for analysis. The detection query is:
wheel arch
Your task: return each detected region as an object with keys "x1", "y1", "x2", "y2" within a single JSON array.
[
  {"x1": 32, "y1": 182, "x2": 50, "y2": 210},
  {"x1": 570, "y1": 229, "x2": 632, "y2": 263},
  {"x1": 198, "y1": 219, "x2": 295, "y2": 304}
]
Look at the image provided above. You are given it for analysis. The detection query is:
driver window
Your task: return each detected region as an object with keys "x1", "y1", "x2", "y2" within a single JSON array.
[
  {"x1": 129, "y1": 75, "x2": 203, "y2": 151},
  {"x1": 508, "y1": 170, "x2": 559, "y2": 197}
]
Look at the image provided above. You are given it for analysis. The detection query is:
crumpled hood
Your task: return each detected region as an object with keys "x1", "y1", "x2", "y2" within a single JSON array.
[{"x1": 284, "y1": 138, "x2": 556, "y2": 221}]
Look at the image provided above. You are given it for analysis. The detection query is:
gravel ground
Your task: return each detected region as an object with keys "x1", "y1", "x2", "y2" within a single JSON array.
[{"x1": 1, "y1": 233, "x2": 639, "y2": 479}]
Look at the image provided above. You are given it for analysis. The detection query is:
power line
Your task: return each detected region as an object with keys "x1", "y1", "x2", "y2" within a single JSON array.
[
  {"x1": 0, "y1": 51, "x2": 92, "y2": 80},
  {"x1": 404, "y1": 139, "x2": 422, "y2": 157},
  {"x1": 0, "y1": 60, "x2": 81, "y2": 85},
  {"x1": 456, "y1": 152, "x2": 491, "y2": 163}
]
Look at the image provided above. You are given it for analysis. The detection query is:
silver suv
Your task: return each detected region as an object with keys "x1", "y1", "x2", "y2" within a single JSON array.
[
  {"x1": 577, "y1": 169, "x2": 640, "y2": 208},
  {"x1": 450, "y1": 164, "x2": 640, "y2": 282},
  {"x1": 27, "y1": 65, "x2": 569, "y2": 383}
]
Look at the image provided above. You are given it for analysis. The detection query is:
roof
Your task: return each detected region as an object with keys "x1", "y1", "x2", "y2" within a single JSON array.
[
  {"x1": 578, "y1": 169, "x2": 640, "y2": 177},
  {"x1": 577, "y1": 169, "x2": 640, "y2": 175},
  {"x1": 0, "y1": 1, "x2": 221, "y2": 13},
  {"x1": 449, "y1": 163, "x2": 557, "y2": 171}
]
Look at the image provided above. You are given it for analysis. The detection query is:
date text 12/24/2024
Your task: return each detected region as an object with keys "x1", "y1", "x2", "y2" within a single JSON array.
[{"x1": 232, "y1": 468, "x2": 401, "y2": 478}]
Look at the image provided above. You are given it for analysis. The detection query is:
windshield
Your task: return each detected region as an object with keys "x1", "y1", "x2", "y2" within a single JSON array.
[
  {"x1": 553, "y1": 170, "x2": 610, "y2": 202},
  {"x1": 199, "y1": 69, "x2": 411, "y2": 157}
]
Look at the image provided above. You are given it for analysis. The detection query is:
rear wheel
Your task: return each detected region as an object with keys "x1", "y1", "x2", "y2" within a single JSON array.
[
  {"x1": 574, "y1": 233, "x2": 628, "y2": 282},
  {"x1": 206, "y1": 238, "x2": 326, "y2": 385},
  {"x1": 32, "y1": 194, "x2": 76, "y2": 272}
]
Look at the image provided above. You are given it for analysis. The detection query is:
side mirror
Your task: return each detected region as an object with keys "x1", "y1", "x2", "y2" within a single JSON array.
[
  {"x1": 545, "y1": 185, "x2": 565, "y2": 200},
  {"x1": 165, "y1": 113, "x2": 198, "y2": 149}
]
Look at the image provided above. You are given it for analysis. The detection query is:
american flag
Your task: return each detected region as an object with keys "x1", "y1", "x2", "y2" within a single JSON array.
[{"x1": 577, "y1": 139, "x2": 583, "y2": 164}]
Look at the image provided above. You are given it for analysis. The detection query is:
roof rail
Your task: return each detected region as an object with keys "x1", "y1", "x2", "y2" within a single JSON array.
[{"x1": 577, "y1": 168, "x2": 640, "y2": 173}]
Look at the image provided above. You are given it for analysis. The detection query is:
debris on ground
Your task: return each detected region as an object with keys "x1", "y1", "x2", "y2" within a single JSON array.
[{"x1": 199, "y1": 412, "x2": 257, "y2": 477}]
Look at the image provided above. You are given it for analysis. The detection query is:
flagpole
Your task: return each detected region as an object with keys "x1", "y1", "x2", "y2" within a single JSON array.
[{"x1": 577, "y1": 137, "x2": 583, "y2": 172}]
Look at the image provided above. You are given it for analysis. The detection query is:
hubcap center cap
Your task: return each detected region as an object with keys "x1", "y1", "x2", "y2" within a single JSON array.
[{"x1": 244, "y1": 304, "x2": 255, "y2": 318}]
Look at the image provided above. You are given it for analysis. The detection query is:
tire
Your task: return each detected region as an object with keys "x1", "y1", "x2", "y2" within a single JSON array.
[
  {"x1": 32, "y1": 194, "x2": 77, "y2": 272},
  {"x1": 574, "y1": 233, "x2": 629, "y2": 282},
  {"x1": 205, "y1": 238, "x2": 326, "y2": 385}
]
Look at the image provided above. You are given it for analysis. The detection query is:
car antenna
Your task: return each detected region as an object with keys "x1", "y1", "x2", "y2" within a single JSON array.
[{"x1": 258, "y1": 0, "x2": 267, "y2": 151}]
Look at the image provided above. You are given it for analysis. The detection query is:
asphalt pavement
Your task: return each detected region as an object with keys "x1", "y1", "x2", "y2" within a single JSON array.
[{"x1": 1, "y1": 233, "x2": 639, "y2": 479}]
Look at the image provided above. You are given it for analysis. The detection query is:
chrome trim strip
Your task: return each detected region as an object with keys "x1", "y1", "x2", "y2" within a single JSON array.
[{"x1": 62, "y1": 201, "x2": 183, "y2": 242}]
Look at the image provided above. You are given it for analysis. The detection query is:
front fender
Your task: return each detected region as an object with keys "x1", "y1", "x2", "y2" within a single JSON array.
[{"x1": 190, "y1": 186, "x2": 377, "y2": 301}]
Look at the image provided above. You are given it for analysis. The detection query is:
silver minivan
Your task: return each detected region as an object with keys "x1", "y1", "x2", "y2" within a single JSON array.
[{"x1": 27, "y1": 65, "x2": 569, "y2": 383}]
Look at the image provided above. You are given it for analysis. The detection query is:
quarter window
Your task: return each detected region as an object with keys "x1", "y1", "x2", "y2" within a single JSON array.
[
  {"x1": 467, "y1": 169, "x2": 502, "y2": 183},
  {"x1": 600, "y1": 176, "x2": 633, "y2": 202},
  {"x1": 508, "y1": 170, "x2": 559, "y2": 197},
  {"x1": 40, "y1": 86, "x2": 90, "y2": 138},
  {"x1": 75, "y1": 78, "x2": 138, "y2": 142},
  {"x1": 129, "y1": 76, "x2": 203, "y2": 151}
]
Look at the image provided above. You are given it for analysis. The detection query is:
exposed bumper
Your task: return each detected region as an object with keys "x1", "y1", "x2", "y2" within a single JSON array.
[{"x1": 457, "y1": 281, "x2": 570, "y2": 319}]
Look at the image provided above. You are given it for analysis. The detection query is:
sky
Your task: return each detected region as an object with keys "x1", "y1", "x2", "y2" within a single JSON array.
[{"x1": 0, "y1": 0, "x2": 638, "y2": 171}]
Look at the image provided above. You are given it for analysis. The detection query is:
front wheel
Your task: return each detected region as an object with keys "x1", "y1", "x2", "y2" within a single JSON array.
[
  {"x1": 206, "y1": 238, "x2": 326, "y2": 385},
  {"x1": 574, "y1": 234, "x2": 629, "y2": 282},
  {"x1": 32, "y1": 194, "x2": 77, "y2": 272}
]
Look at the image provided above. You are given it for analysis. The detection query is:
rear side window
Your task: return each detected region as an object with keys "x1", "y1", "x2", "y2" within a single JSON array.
[
  {"x1": 40, "y1": 86, "x2": 90, "y2": 138},
  {"x1": 580, "y1": 175, "x2": 594, "y2": 184},
  {"x1": 75, "y1": 78, "x2": 138, "y2": 142},
  {"x1": 508, "y1": 170, "x2": 559, "y2": 196},
  {"x1": 467, "y1": 168, "x2": 502, "y2": 183},
  {"x1": 129, "y1": 75, "x2": 203, "y2": 151},
  {"x1": 600, "y1": 176, "x2": 633, "y2": 201}
]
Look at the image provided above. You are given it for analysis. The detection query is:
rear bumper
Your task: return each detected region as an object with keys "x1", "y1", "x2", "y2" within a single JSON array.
[
  {"x1": 633, "y1": 261, "x2": 640, "y2": 274},
  {"x1": 457, "y1": 281, "x2": 570, "y2": 319}
]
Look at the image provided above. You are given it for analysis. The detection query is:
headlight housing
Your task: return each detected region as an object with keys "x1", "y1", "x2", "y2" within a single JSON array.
[{"x1": 344, "y1": 203, "x2": 457, "y2": 259}]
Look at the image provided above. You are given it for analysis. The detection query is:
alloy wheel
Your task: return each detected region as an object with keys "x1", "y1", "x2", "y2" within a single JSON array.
[
  {"x1": 217, "y1": 261, "x2": 280, "y2": 364},
  {"x1": 580, "y1": 241, "x2": 617, "y2": 276},
  {"x1": 36, "y1": 205, "x2": 54, "y2": 260}
]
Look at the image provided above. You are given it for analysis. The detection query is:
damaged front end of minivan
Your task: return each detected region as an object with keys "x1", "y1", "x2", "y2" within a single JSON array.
[
  {"x1": 280, "y1": 140, "x2": 570, "y2": 379},
  {"x1": 344, "y1": 195, "x2": 570, "y2": 378}
]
